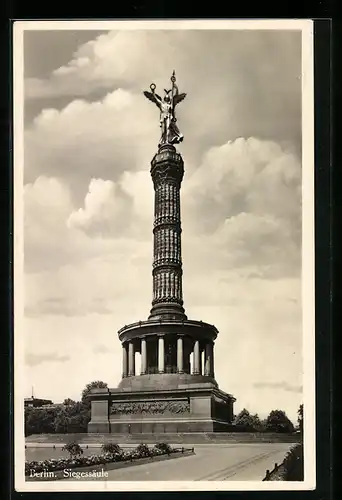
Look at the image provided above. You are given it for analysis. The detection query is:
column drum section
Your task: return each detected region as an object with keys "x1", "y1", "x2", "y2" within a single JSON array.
[{"x1": 149, "y1": 145, "x2": 187, "y2": 321}]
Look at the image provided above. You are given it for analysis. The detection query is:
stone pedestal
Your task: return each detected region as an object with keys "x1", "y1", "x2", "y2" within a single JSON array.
[{"x1": 88, "y1": 383, "x2": 234, "y2": 434}]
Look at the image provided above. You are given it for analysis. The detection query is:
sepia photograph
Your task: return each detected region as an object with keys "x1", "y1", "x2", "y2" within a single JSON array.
[{"x1": 13, "y1": 19, "x2": 315, "y2": 492}]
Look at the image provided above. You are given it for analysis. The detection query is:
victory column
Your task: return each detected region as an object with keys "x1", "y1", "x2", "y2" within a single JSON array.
[{"x1": 88, "y1": 72, "x2": 235, "y2": 434}]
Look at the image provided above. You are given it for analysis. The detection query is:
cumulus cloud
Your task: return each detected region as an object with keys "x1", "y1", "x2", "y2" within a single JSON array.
[
  {"x1": 25, "y1": 296, "x2": 113, "y2": 317},
  {"x1": 24, "y1": 89, "x2": 157, "y2": 190},
  {"x1": 25, "y1": 352, "x2": 70, "y2": 366},
  {"x1": 23, "y1": 133, "x2": 301, "y2": 322},
  {"x1": 181, "y1": 137, "x2": 301, "y2": 281},
  {"x1": 253, "y1": 382, "x2": 303, "y2": 393},
  {"x1": 67, "y1": 178, "x2": 133, "y2": 236},
  {"x1": 23, "y1": 172, "x2": 154, "y2": 276},
  {"x1": 24, "y1": 30, "x2": 302, "y2": 185},
  {"x1": 93, "y1": 344, "x2": 110, "y2": 354}
]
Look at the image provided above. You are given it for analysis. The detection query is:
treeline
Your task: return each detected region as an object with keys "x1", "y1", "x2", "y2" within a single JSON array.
[
  {"x1": 25, "y1": 380, "x2": 303, "y2": 436},
  {"x1": 25, "y1": 381, "x2": 107, "y2": 436},
  {"x1": 232, "y1": 407, "x2": 301, "y2": 433}
]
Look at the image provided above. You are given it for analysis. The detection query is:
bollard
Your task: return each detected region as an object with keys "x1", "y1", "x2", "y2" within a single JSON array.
[{"x1": 181, "y1": 447, "x2": 184, "y2": 454}]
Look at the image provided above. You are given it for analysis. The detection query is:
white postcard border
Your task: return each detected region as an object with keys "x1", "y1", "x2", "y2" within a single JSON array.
[{"x1": 13, "y1": 18, "x2": 315, "y2": 492}]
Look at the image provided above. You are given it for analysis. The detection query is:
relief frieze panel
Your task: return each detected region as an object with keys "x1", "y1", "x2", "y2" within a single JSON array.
[{"x1": 110, "y1": 399, "x2": 190, "y2": 415}]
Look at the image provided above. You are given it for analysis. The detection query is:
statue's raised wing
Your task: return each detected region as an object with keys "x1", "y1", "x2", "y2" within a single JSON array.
[
  {"x1": 173, "y1": 92, "x2": 186, "y2": 106},
  {"x1": 143, "y1": 91, "x2": 162, "y2": 108}
]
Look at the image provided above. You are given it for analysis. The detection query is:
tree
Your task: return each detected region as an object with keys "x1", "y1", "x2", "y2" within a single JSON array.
[
  {"x1": 259, "y1": 418, "x2": 268, "y2": 432},
  {"x1": 81, "y1": 381, "x2": 108, "y2": 409},
  {"x1": 25, "y1": 406, "x2": 60, "y2": 435},
  {"x1": 25, "y1": 407, "x2": 37, "y2": 436},
  {"x1": 297, "y1": 404, "x2": 303, "y2": 434},
  {"x1": 54, "y1": 408, "x2": 69, "y2": 433},
  {"x1": 234, "y1": 409, "x2": 262, "y2": 431},
  {"x1": 265, "y1": 409, "x2": 295, "y2": 433},
  {"x1": 65, "y1": 401, "x2": 90, "y2": 433},
  {"x1": 63, "y1": 398, "x2": 76, "y2": 406}
]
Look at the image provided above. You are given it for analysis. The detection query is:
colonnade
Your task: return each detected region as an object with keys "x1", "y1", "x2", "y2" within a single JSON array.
[{"x1": 121, "y1": 335, "x2": 214, "y2": 378}]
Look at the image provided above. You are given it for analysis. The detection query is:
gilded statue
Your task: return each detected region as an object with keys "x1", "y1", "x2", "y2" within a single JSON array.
[{"x1": 143, "y1": 70, "x2": 186, "y2": 147}]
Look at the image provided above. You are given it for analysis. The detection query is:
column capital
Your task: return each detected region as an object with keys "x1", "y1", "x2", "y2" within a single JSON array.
[{"x1": 157, "y1": 333, "x2": 165, "y2": 338}]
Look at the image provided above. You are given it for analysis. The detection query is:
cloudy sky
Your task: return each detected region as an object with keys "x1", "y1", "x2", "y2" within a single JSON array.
[{"x1": 21, "y1": 24, "x2": 304, "y2": 421}]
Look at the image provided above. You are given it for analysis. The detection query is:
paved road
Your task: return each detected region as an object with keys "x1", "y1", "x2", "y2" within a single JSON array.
[
  {"x1": 98, "y1": 443, "x2": 291, "y2": 481},
  {"x1": 28, "y1": 442, "x2": 292, "y2": 482}
]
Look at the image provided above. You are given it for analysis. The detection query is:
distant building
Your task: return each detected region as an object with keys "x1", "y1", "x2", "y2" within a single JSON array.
[
  {"x1": 36, "y1": 403, "x2": 64, "y2": 410},
  {"x1": 24, "y1": 397, "x2": 53, "y2": 408}
]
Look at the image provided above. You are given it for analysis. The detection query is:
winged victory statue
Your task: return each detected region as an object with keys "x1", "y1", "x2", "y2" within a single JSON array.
[{"x1": 143, "y1": 70, "x2": 186, "y2": 148}]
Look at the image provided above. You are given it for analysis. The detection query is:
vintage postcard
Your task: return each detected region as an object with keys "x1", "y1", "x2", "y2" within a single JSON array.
[{"x1": 13, "y1": 19, "x2": 315, "y2": 492}]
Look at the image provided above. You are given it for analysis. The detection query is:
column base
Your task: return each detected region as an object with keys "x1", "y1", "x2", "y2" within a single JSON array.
[{"x1": 149, "y1": 302, "x2": 187, "y2": 321}]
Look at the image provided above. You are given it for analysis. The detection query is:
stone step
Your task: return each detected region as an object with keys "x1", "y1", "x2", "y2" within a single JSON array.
[{"x1": 26, "y1": 432, "x2": 300, "y2": 445}]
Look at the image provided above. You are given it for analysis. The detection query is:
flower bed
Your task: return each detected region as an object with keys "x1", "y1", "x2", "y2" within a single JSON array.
[{"x1": 25, "y1": 443, "x2": 191, "y2": 476}]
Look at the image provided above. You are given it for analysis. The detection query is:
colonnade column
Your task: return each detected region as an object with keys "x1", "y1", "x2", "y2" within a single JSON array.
[
  {"x1": 177, "y1": 335, "x2": 184, "y2": 373},
  {"x1": 158, "y1": 335, "x2": 165, "y2": 373},
  {"x1": 211, "y1": 341, "x2": 215, "y2": 377},
  {"x1": 141, "y1": 337, "x2": 147, "y2": 375},
  {"x1": 128, "y1": 341, "x2": 135, "y2": 376},
  {"x1": 193, "y1": 340, "x2": 200, "y2": 375},
  {"x1": 122, "y1": 343, "x2": 128, "y2": 378},
  {"x1": 204, "y1": 341, "x2": 214, "y2": 377},
  {"x1": 204, "y1": 342, "x2": 210, "y2": 376},
  {"x1": 199, "y1": 345, "x2": 203, "y2": 375}
]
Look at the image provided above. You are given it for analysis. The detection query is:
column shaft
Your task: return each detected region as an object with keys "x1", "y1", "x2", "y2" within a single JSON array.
[
  {"x1": 122, "y1": 343, "x2": 128, "y2": 378},
  {"x1": 199, "y1": 346, "x2": 203, "y2": 375},
  {"x1": 158, "y1": 336, "x2": 165, "y2": 373},
  {"x1": 141, "y1": 338, "x2": 147, "y2": 375},
  {"x1": 193, "y1": 340, "x2": 200, "y2": 375},
  {"x1": 204, "y1": 342, "x2": 210, "y2": 376},
  {"x1": 211, "y1": 342, "x2": 215, "y2": 377},
  {"x1": 149, "y1": 146, "x2": 186, "y2": 320},
  {"x1": 206, "y1": 341, "x2": 214, "y2": 377},
  {"x1": 128, "y1": 342, "x2": 135, "y2": 376},
  {"x1": 177, "y1": 336, "x2": 184, "y2": 373}
]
